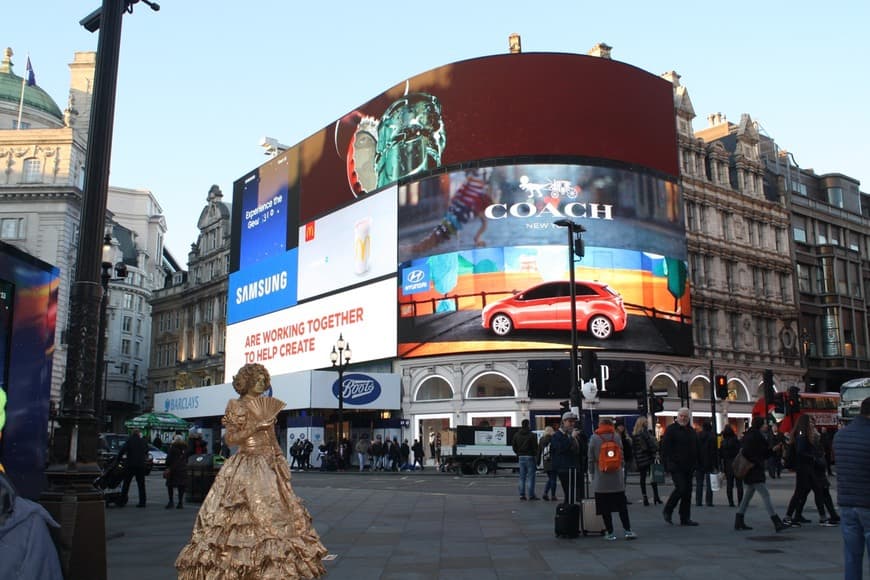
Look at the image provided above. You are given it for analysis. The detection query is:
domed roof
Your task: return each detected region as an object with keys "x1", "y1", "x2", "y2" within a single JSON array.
[{"x1": 0, "y1": 48, "x2": 63, "y2": 120}]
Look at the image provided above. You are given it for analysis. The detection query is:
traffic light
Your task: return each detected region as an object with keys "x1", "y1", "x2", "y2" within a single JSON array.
[
  {"x1": 763, "y1": 369, "x2": 774, "y2": 405},
  {"x1": 649, "y1": 396, "x2": 664, "y2": 414},
  {"x1": 715, "y1": 375, "x2": 728, "y2": 400},
  {"x1": 573, "y1": 236, "x2": 585, "y2": 258},
  {"x1": 786, "y1": 386, "x2": 801, "y2": 415},
  {"x1": 677, "y1": 380, "x2": 689, "y2": 402}
]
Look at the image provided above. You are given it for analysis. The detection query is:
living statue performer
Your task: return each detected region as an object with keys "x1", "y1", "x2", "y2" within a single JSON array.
[{"x1": 176, "y1": 363, "x2": 327, "y2": 579}]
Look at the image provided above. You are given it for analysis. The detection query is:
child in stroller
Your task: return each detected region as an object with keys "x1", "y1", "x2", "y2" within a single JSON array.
[{"x1": 94, "y1": 456, "x2": 128, "y2": 506}]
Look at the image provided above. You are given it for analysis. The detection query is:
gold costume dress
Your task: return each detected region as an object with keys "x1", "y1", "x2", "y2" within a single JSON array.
[{"x1": 175, "y1": 396, "x2": 327, "y2": 579}]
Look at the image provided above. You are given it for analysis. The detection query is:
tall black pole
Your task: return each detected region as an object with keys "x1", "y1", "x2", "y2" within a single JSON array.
[
  {"x1": 554, "y1": 220, "x2": 583, "y2": 428},
  {"x1": 709, "y1": 360, "x2": 716, "y2": 432},
  {"x1": 40, "y1": 2, "x2": 124, "y2": 578}
]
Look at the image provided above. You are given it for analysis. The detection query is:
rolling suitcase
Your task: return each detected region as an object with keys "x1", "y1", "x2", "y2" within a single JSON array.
[
  {"x1": 555, "y1": 468, "x2": 580, "y2": 538},
  {"x1": 581, "y1": 498, "x2": 606, "y2": 535}
]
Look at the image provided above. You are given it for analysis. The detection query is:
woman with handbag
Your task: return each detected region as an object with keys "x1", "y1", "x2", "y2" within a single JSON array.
[
  {"x1": 719, "y1": 425, "x2": 744, "y2": 507},
  {"x1": 734, "y1": 417, "x2": 790, "y2": 532},
  {"x1": 631, "y1": 417, "x2": 662, "y2": 506}
]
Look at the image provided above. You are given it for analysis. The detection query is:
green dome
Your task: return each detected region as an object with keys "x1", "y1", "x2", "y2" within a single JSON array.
[{"x1": 0, "y1": 50, "x2": 63, "y2": 120}]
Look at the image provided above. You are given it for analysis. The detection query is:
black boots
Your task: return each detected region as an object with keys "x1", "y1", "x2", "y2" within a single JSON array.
[
  {"x1": 734, "y1": 514, "x2": 752, "y2": 530},
  {"x1": 772, "y1": 515, "x2": 790, "y2": 532},
  {"x1": 643, "y1": 495, "x2": 649, "y2": 506}
]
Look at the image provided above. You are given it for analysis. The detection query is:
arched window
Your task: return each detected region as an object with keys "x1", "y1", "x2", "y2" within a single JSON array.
[
  {"x1": 467, "y1": 372, "x2": 516, "y2": 398},
  {"x1": 649, "y1": 374, "x2": 677, "y2": 398},
  {"x1": 415, "y1": 376, "x2": 453, "y2": 401},
  {"x1": 22, "y1": 158, "x2": 41, "y2": 183}
]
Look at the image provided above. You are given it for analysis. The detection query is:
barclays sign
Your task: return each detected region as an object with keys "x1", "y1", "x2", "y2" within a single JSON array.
[
  {"x1": 332, "y1": 373, "x2": 382, "y2": 406},
  {"x1": 164, "y1": 396, "x2": 200, "y2": 413}
]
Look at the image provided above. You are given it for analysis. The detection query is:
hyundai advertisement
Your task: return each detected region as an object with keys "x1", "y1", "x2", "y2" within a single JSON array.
[{"x1": 396, "y1": 163, "x2": 691, "y2": 358}]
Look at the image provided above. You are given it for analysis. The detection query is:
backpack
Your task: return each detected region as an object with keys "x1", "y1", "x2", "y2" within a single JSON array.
[
  {"x1": 540, "y1": 442, "x2": 551, "y2": 466},
  {"x1": 598, "y1": 434, "x2": 623, "y2": 473}
]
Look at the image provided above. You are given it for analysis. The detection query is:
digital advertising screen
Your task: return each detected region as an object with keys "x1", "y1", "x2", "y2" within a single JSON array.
[
  {"x1": 396, "y1": 163, "x2": 691, "y2": 358},
  {"x1": 224, "y1": 277, "x2": 397, "y2": 377},
  {"x1": 227, "y1": 249, "x2": 298, "y2": 325},
  {"x1": 297, "y1": 186, "x2": 398, "y2": 301},
  {"x1": 234, "y1": 149, "x2": 297, "y2": 271},
  {"x1": 291, "y1": 52, "x2": 677, "y2": 223}
]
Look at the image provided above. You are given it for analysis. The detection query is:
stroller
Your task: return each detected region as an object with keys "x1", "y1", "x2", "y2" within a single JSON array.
[{"x1": 94, "y1": 456, "x2": 128, "y2": 507}]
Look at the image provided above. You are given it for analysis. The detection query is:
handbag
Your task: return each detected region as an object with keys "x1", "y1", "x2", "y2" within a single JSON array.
[
  {"x1": 732, "y1": 451, "x2": 754, "y2": 480},
  {"x1": 709, "y1": 471, "x2": 721, "y2": 492},
  {"x1": 651, "y1": 461, "x2": 665, "y2": 485}
]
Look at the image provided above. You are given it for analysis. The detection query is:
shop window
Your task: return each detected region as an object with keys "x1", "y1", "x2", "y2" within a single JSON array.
[{"x1": 415, "y1": 376, "x2": 453, "y2": 401}]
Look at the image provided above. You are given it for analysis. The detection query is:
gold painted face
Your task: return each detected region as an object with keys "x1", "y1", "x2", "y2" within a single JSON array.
[{"x1": 250, "y1": 374, "x2": 267, "y2": 395}]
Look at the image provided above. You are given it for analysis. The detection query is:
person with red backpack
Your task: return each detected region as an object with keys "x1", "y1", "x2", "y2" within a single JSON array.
[{"x1": 588, "y1": 417, "x2": 636, "y2": 541}]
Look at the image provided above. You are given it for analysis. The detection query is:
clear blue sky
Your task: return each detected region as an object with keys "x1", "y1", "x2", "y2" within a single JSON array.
[{"x1": 6, "y1": 1, "x2": 868, "y2": 260}]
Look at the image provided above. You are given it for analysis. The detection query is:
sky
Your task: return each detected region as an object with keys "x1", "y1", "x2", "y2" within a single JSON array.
[{"x1": 5, "y1": 0, "x2": 868, "y2": 261}]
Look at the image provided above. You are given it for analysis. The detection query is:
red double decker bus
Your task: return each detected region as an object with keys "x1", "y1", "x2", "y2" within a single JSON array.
[{"x1": 751, "y1": 391, "x2": 840, "y2": 434}]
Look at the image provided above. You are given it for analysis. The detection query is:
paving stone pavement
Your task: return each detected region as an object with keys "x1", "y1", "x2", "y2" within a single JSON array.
[{"x1": 105, "y1": 469, "x2": 847, "y2": 579}]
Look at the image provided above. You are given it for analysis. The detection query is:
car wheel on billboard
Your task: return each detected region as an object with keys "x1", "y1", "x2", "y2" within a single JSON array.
[
  {"x1": 490, "y1": 314, "x2": 514, "y2": 336},
  {"x1": 588, "y1": 315, "x2": 614, "y2": 340}
]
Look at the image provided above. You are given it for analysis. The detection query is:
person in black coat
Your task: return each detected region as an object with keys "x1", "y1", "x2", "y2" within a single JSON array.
[
  {"x1": 660, "y1": 408, "x2": 698, "y2": 526},
  {"x1": 734, "y1": 417, "x2": 789, "y2": 532},
  {"x1": 695, "y1": 422, "x2": 717, "y2": 507},
  {"x1": 631, "y1": 417, "x2": 662, "y2": 506},
  {"x1": 165, "y1": 436, "x2": 188, "y2": 509},
  {"x1": 719, "y1": 424, "x2": 744, "y2": 507},
  {"x1": 119, "y1": 429, "x2": 149, "y2": 507}
]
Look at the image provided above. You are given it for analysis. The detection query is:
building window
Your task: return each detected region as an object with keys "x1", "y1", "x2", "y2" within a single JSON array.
[
  {"x1": 119, "y1": 362, "x2": 129, "y2": 375},
  {"x1": 22, "y1": 158, "x2": 41, "y2": 183},
  {"x1": 827, "y1": 187, "x2": 844, "y2": 208},
  {"x1": 123, "y1": 293, "x2": 133, "y2": 309},
  {"x1": 0, "y1": 217, "x2": 25, "y2": 240},
  {"x1": 122, "y1": 316, "x2": 132, "y2": 332},
  {"x1": 797, "y1": 264, "x2": 810, "y2": 293},
  {"x1": 134, "y1": 341, "x2": 141, "y2": 357},
  {"x1": 121, "y1": 339, "x2": 131, "y2": 355},
  {"x1": 466, "y1": 373, "x2": 515, "y2": 398},
  {"x1": 415, "y1": 376, "x2": 454, "y2": 401},
  {"x1": 136, "y1": 318, "x2": 142, "y2": 335},
  {"x1": 199, "y1": 333, "x2": 212, "y2": 356}
]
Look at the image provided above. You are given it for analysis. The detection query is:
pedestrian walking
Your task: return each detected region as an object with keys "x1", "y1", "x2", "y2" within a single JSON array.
[
  {"x1": 695, "y1": 421, "x2": 717, "y2": 507},
  {"x1": 785, "y1": 414, "x2": 839, "y2": 526},
  {"x1": 661, "y1": 407, "x2": 699, "y2": 526},
  {"x1": 412, "y1": 439, "x2": 425, "y2": 470},
  {"x1": 765, "y1": 423, "x2": 785, "y2": 479},
  {"x1": 719, "y1": 424, "x2": 744, "y2": 507},
  {"x1": 832, "y1": 396, "x2": 870, "y2": 580},
  {"x1": 512, "y1": 419, "x2": 539, "y2": 500},
  {"x1": 537, "y1": 426, "x2": 558, "y2": 502},
  {"x1": 588, "y1": 417, "x2": 637, "y2": 540},
  {"x1": 118, "y1": 428, "x2": 149, "y2": 508},
  {"x1": 733, "y1": 417, "x2": 790, "y2": 532},
  {"x1": 631, "y1": 417, "x2": 662, "y2": 506},
  {"x1": 355, "y1": 435, "x2": 370, "y2": 472},
  {"x1": 164, "y1": 435, "x2": 188, "y2": 509}
]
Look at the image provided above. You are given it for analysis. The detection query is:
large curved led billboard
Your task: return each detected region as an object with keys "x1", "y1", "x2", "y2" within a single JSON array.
[{"x1": 226, "y1": 51, "x2": 686, "y2": 377}]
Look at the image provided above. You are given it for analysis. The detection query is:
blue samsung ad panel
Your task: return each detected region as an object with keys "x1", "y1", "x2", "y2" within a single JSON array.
[{"x1": 227, "y1": 249, "x2": 299, "y2": 325}]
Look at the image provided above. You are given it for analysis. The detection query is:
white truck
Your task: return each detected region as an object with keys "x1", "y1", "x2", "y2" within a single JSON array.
[{"x1": 446, "y1": 425, "x2": 522, "y2": 475}]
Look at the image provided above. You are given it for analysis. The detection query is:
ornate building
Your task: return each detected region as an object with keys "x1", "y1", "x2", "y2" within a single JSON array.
[
  {"x1": 0, "y1": 47, "x2": 170, "y2": 428},
  {"x1": 147, "y1": 185, "x2": 230, "y2": 410}
]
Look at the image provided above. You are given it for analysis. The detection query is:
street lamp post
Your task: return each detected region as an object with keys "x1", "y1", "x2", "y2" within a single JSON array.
[
  {"x1": 95, "y1": 233, "x2": 127, "y2": 432},
  {"x1": 330, "y1": 334, "x2": 352, "y2": 447},
  {"x1": 553, "y1": 219, "x2": 586, "y2": 422},
  {"x1": 40, "y1": 3, "x2": 156, "y2": 578}
]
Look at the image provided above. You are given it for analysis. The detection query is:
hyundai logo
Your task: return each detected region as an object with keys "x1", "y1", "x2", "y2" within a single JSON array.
[
  {"x1": 406, "y1": 269, "x2": 426, "y2": 283},
  {"x1": 332, "y1": 373, "x2": 382, "y2": 406}
]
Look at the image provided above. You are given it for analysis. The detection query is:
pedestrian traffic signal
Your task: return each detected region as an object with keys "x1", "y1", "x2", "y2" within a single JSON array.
[
  {"x1": 715, "y1": 375, "x2": 728, "y2": 400},
  {"x1": 763, "y1": 369, "x2": 774, "y2": 405},
  {"x1": 649, "y1": 396, "x2": 664, "y2": 414}
]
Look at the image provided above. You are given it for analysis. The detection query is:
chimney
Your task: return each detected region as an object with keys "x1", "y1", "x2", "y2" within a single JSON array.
[
  {"x1": 587, "y1": 43, "x2": 612, "y2": 59},
  {"x1": 661, "y1": 70, "x2": 681, "y2": 87},
  {"x1": 509, "y1": 33, "x2": 521, "y2": 54}
]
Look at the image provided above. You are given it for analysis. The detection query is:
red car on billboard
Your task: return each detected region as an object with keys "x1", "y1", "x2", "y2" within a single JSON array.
[{"x1": 481, "y1": 280, "x2": 627, "y2": 339}]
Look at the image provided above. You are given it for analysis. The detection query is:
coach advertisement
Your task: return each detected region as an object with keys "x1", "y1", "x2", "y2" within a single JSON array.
[{"x1": 396, "y1": 162, "x2": 691, "y2": 358}]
